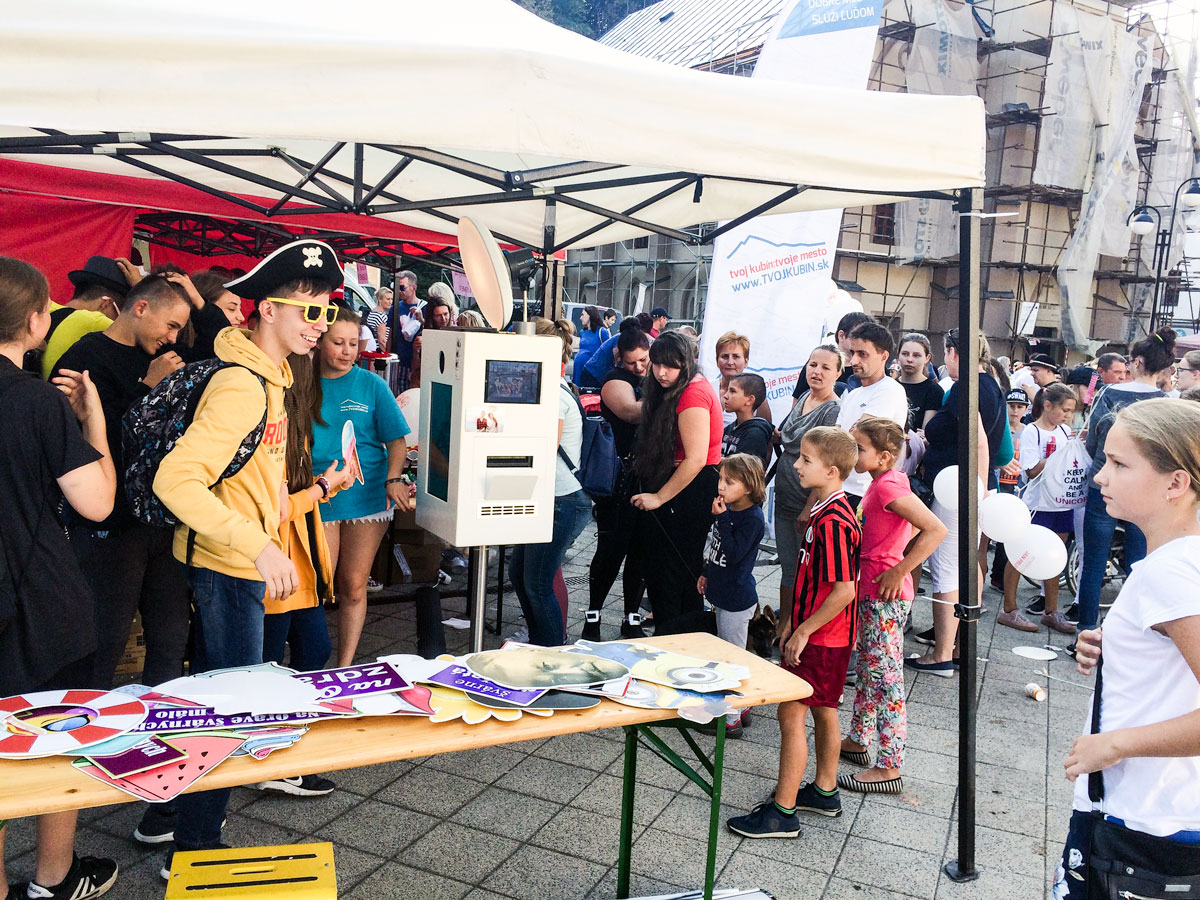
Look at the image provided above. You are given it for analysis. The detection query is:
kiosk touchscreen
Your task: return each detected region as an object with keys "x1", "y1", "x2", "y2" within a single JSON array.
[{"x1": 415, "y1": 329, "x2": 561, "y2": 548}]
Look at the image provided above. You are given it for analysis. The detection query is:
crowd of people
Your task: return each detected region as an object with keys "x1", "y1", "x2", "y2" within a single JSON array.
[{"x1": 1, "y1": 241, "x2": 1198, "y2": 898}]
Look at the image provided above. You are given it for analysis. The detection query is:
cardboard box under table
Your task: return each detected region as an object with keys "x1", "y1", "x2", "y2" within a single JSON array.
[{"x1": 0, "y1": 635, "x2": 810, "y2": 900}]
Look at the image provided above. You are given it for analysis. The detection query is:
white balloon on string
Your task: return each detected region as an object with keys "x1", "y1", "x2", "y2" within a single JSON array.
[
  {"x1": 979, "y1": 492, "x2": 1032, "y2": 543},
  {"x1": 1006, "y1": 524, "x2": 1068, "y2": 581},
  {"x1": 932, "y1": 466, "x2": 986, "y2": 511}
]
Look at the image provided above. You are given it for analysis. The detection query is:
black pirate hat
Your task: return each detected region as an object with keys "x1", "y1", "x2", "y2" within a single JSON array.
[{"x1": 225, "y1": 239, "x2": 343, "y2": 301}]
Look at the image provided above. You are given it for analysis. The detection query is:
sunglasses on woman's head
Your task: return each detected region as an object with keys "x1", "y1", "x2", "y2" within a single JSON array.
[{"x1": 265, "y1": 296, "x2": 338, "y2": 324}]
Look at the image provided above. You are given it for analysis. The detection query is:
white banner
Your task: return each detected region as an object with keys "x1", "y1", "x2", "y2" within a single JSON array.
[
  {"x1": 699, "y1": 0, "x2": 881, "y2": 421},
  {"x1": 894, "y1": 0, "x2": 979, "y2": 262},
  {"x1": 1057, "y1": 25, "x2": 1153, "y2": 350}
]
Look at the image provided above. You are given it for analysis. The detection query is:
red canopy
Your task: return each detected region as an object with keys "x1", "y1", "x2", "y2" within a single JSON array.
[{"x1": 0, "y1": 158, "x2": 459, "y2": 302}]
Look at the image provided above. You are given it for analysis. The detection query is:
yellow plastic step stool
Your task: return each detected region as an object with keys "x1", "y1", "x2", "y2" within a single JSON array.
[{"x1": 164, "y1": 842, "x2": 336, "y2": 899}]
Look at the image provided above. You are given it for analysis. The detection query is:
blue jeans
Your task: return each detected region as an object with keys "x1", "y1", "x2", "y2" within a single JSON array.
[
  {"x1": 175, "y1": 567, "x2": 266, "y2": 850},
  {"x1": 1077, "y1": 487, "x2": 1146, "y2": 632},
  {"x1": 511, "y1": 490, "x2": 593, "y2": 646},
  {"x1": 263, "y1": 605, "x2": 332, "y2": 672}
]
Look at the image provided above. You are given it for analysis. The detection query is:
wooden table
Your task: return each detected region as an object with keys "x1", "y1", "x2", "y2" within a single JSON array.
[{"x1": 0, "y1": 634, "x2": 810, "y2": 899}]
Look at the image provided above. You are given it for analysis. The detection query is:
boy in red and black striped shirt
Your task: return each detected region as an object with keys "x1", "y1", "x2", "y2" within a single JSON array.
[{"x1": 729, "y1": 426, "x2": 860, "y2": 837}]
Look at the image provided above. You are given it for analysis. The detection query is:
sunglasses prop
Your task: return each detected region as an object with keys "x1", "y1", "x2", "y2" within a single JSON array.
[{"x1": 264, "y1": 296, "x2": 338, "y2": 324}]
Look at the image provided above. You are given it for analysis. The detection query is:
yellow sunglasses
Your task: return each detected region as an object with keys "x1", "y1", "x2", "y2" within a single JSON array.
[{"x1": 265, "y1": 296, "x2": 339, "y2": 324}]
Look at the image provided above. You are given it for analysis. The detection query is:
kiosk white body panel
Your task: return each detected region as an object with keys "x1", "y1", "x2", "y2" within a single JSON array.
[{"x1": 415, "y1": 329, "x2": 561, "y2": 547}]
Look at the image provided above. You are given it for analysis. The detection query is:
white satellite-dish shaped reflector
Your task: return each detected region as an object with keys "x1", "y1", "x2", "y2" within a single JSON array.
[{"x1": 457, "y1": 217, "x2": 513, "y2": 331}]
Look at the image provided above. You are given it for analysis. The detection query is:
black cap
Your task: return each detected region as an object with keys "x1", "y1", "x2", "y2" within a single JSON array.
[
  {"x1": 1026, "y1": 353, "x2": 1059, "y2": 374},
  {"x1": 650, "y1": 307, "x2": 669, "y2": 319},
  {"x1": 67, "y1": 256, "x2": 131, "y2": 297},
  {"x1": 1064, "y1": 365, "x2": 1098, "y2": 386},
  {"x1": 1005, "y1": 388, "x2": 1031, "y2": 405},
  {"x1": 225, "y1": 239, "x2": 343, "y2": 301}
]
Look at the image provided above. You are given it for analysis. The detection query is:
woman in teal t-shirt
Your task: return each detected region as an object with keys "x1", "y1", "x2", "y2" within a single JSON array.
[{"x1": 312, "y1": 309, "x2": 410, "y2": 665}]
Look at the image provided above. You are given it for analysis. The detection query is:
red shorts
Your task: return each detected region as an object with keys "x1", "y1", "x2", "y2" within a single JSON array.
[{"x1": 782, "y1": 641, "x2": 853, "y2": 708}]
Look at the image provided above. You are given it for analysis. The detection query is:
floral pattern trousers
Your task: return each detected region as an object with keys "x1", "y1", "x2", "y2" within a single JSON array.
[{"x1": 848, "y1": 596, "x2": 910, "y2": 770}]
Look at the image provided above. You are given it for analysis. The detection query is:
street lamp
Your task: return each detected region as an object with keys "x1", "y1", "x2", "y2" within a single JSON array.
[{"x1": 1127, "y1": 176, "x2": 1200, "y2": 331}]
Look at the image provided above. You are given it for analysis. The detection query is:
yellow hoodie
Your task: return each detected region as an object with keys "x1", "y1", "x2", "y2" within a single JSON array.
[{"x1": 154, "y1": 328, "x2": 293, "y2": 579}]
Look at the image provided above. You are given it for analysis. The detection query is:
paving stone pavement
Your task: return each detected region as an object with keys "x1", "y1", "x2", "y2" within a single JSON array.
[{"x1": 4, "y1": 527, "x2": 1107, "y2": 899}]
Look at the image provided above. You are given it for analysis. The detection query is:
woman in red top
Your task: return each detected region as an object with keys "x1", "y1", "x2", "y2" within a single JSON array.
[{"x1": 632, "y1": 331, "x2": 723, "y2": 633}]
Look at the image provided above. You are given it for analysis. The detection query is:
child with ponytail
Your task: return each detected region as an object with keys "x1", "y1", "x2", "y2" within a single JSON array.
[{"x1": 838, "y1": 417, "x2": 946, "y2": 793}]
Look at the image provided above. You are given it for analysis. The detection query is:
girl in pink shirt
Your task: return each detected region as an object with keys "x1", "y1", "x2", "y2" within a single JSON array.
[{"x1": 839, "y1": 417, "x2": 946, "y2": 793}]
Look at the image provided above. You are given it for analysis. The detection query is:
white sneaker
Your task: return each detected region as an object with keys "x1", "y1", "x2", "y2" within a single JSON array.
[{"x1": 366, "y1": 577, "x2": 384, "y2": 594}]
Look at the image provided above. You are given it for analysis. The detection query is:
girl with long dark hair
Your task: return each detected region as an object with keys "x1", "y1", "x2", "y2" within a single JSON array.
[
  {"x1": 584, "y1": 323, "x2": 650, "y2": 639},
  {"x1": 631, "y1": 331, "x2": 723, "y2": 632}
]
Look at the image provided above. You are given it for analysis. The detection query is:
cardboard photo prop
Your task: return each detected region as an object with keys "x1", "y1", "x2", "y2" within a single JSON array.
[
  {"x1": 232, "y1": 726, "x2": 308, "y2": 760},
  {"x1": 602, "y1": 680, "x2": 739, "y2": 724},
  {"x1": 294, "y1": 662, "x2": 411, "y2": 701},
  {"x1": 464, "y1": 648, "x2": 628, "y2": 690},
  {"x1": 154, "y1": 671, "x2": 325, "y2": 715},
  {"x1": 0, "y1": 689, "x2": 148, "y2": 759},
  {"x1": 426, "y1": 686, "x2": 524, "y2": 725},
  {"x1": 341, "y1": 420, "x2": 365, "y2": 485},
  {"x1": 87, "y1": 737, "x2": 187, "y2": 778},
  {"x1": 73, "y1": 731, "x2": 245, "y2": 802},
  {"x1": 426, "y1": 664, "x2": 548, "y2": 707},
  {"x1": 570, "y1": 641, "x2": 748, "y2": 693}
]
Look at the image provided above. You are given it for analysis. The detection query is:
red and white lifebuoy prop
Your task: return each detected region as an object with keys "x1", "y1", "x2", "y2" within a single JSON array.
[{"x1": 0, "y1": 689, "x2": 148, "y2": 759}]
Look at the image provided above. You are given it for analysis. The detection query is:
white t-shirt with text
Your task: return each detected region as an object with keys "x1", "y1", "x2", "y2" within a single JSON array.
[
  {"x1": 1072, "y1": 535, "x2": 1200, "y2": 836},
  {"x1": 835, "y1": 376, "x2": 908, "y2": 498}
]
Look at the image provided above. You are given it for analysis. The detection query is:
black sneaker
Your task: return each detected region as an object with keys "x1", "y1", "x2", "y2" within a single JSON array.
[
  {"x1": 250, "y1": 774, "x2": 335, "y2": 796},
  {"x1": 620, "y1": 613, "x2": 647, "y2": 639},
  {"x1": 581, "y1": 610, "x2": 602, "y2": 642},
  {"x1": 913, "y1": 627, "x2": 935, "y2": 647},
  {"x1": 132, "y1": 808, "x2": 176, "y2": 846},
  {"x1": 727, "y1": 801, "x2": 800, "y2": 839},
  {"x1": 161, "y1": 845, "x2": 230, "y2": 882},
  {"x1": 795, "y1": 782, "x2": 842, "y2": 818},
  {"x1": 1063, "y1": 602, "x2": 1079, "y2": 626},
  {"x1": 1025, "y1": 596, "x2": 1046, "y2": 615},
  {"x1": 26, "y1": 855, "x2": 117, "y2": 899}
]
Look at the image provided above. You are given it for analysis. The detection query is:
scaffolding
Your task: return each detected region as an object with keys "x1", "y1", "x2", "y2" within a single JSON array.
[{"x1": 573, "y1": 0, "x2": 1200, "y2": 359}]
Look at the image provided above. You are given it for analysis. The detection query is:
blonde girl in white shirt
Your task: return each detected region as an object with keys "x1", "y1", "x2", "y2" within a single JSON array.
[{"x1": 1054, "y1": 398, "x2": 1200, "y2": 899}]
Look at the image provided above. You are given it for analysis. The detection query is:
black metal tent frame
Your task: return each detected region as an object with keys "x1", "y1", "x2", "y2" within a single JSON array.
[{"x1": 0, "y1": 129, "x2": 987, "y2": 882}]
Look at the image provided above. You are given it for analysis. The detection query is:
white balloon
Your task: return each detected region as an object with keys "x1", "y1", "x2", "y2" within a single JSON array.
[
  {"x1": 1006, "y1": 524, "x2": 1068, "y2": 581},
  {"x1": 932, "y1": 466, "x2": 985, "y2": 511},
  {"x1": 979, "y1": 492, "x2": 1032, "y2": 543},
  {"x1": 397, "y1": 388, "x2": 420, "y2": 445}
]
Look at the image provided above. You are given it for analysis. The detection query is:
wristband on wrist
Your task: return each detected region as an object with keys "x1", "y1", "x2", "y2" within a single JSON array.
[
  {"x1": 315, "y1": 476, "x2": 330, "y2": 498},
  {"x1": 385, "y1": 477, "x2": 405, "y2": 485}
]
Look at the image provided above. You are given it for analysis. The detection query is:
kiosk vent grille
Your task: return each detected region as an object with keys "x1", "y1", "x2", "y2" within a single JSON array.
[{"x1": 480, "y1": 504, "x2": 536, "y2": 517}]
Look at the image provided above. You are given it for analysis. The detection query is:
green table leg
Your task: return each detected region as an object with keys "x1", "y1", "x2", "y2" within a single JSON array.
[
  {"x1": 617, "y1": 725, "x2": 638, "y2": 899},
  {"x1": 704, "y1": 717, "x2": 726, "y2": 900}
]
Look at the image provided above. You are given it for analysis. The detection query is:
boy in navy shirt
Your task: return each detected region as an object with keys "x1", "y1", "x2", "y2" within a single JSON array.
[
  {"x1": 697, "y1": 454, "x2": 766, "y2": 736},
  {"x1": 721, "y1": 373, "x2": 773, "y2": 469},
  {"x1": 728, "y1": 426, "x2": 860, "y2": 837}
]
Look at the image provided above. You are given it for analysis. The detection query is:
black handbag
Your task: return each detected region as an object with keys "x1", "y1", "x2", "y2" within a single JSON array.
[{"x1": 1085, "y1": 655, "x2": 1200, "y2": 899}]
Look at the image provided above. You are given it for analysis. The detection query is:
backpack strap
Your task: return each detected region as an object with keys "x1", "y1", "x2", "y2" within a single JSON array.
[
  {"x1": 558, "y1": 382, "x2": 584, "y2": 473},
  {"x1": 1088, "y1": 652, "x2": 1106, "y2": 805}
]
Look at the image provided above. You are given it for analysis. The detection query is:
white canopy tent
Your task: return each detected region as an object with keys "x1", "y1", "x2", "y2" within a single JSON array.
[
  {"x1": 0, "y1": 0, "x2": 984, "y2": 251},
  {"x1": 0, "y1": 0, "x2": 993, "y2": 883}
]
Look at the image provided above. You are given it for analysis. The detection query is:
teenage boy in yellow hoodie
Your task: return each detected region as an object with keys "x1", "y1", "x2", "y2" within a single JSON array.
[{"x1": 151, "y1": 240, "x2": 342, "y2": 870}]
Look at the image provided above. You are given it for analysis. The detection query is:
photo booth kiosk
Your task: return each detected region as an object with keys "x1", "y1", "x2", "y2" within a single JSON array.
[{"x1": 415, "y1": 217, "x2": 561, "y2": 651}]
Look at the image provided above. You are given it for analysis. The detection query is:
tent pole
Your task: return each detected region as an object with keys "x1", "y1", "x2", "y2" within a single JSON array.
[
  {"x1": 946, "y1": 187, "x2": 981, "y2": 883},
  {"x1": 543, "y1": 199, "x2": 558, "y2": 321}
]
